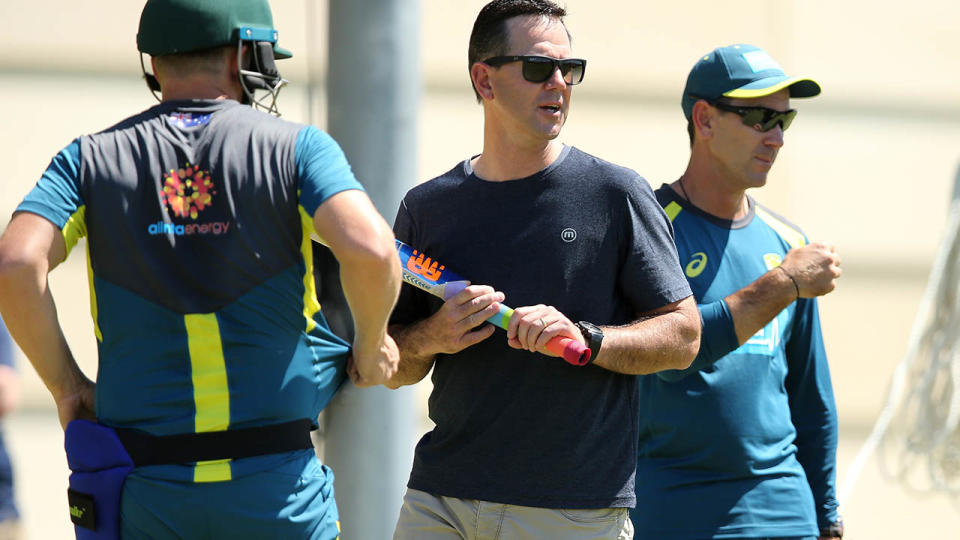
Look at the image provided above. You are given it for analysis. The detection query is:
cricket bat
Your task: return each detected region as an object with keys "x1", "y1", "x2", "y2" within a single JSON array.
[{"x1": 395, "y1": 239, "x2": 591, "y2": 366}]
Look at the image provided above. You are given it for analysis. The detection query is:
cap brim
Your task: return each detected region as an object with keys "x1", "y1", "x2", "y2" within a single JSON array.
[
  {"x1": 724, "y1": 76, "x2": 821, "y2": 99},
  {"x1": 274, "y1": 45, "x2": 292, "y2": 60}
]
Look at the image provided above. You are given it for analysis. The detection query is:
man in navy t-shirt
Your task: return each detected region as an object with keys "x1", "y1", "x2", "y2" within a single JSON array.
[{"x1": 388, "y1": 1, "x2": 700, "y2": 539}]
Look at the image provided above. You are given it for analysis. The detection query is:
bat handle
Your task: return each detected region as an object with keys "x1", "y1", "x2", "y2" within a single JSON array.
[
  {"x1": 546, "y1": 337, "x2": 591, "y2": 366},
  {"x1": 493, "y1": 307, "x2": 591, "y2": 366}
]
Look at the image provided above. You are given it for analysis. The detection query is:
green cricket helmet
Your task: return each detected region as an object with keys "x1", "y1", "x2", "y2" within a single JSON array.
[
  {"x1": 137, "y1": 0, "x2": 291, "y2": 115},
  {"x1": 137, "y1": 0, "x2": 292, "y2": 59}
]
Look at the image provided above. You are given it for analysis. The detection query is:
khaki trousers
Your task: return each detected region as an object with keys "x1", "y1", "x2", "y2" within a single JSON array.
[
  {"x1": 0, "y1": 519, "x2": 19, "y2": 540},
  {"x1": 393, "y1": 488, "x2": 633, "y2": 540}
]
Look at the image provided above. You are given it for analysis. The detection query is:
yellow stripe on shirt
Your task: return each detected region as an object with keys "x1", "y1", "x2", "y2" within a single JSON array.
[
  {"x1": 299, "y1": 205, "x2": 322, "y2": 332},
  {"x1": 755, "y1": 206, "x2": 806, "y2": 249},
  {"x1": 664, "y1": 201, "x2": 683, "y2": 222},
  {"x1": 61, "y1": 206, "x2": 87, "y2": 256},
  {"x1": 84, "y1": 240, "x2": 102, "y2": 343},
  {"x1": 185, "y1": 313, "x2": 232, "y2": 482},
  {"x1": 61, "y1": 206, "x2": 103, "y2": 342}
]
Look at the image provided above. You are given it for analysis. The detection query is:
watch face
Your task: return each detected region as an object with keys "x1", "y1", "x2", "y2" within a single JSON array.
[
  {"x1": 577, "y1": 321, "x2": 602, "y2": 345},
  {"x1": 576, "y1": 322, "x2": 592, "y2": 339},
  {"x1": 585, "y1": 322, "x2": 602, "y2": 338}
]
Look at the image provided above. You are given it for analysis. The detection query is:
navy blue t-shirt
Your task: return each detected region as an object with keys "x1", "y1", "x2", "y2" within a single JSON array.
[{"x1": 391, "y1": 146, "x2": 691, "y2": 508}]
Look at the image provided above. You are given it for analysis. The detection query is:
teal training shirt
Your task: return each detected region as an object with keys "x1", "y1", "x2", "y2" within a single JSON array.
[
  {"x1": 17, "y1": 100, "x2": 361, "y2": 483},
  {"x1": 631, "y1": 185, "x2": 839, "y2": 539}
]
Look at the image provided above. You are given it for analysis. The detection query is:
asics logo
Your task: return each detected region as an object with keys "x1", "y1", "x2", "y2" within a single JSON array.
[{"x1": 685, "y1": 252, "x2": 707, "y2": 278}]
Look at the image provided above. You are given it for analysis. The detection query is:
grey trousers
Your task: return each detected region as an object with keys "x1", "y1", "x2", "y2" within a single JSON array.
[{"x1": 393, "y1": 488, "x2": 633, "y2": 540}]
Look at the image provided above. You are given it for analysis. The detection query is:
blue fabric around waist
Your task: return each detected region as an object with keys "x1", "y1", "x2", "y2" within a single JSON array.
[{"x1": 65, "y1": 420, "x2": 135, "y2": 540}]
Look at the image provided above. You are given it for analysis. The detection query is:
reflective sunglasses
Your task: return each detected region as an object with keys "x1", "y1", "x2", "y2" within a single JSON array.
[
  {"x1": 711, "y1": 101, "x2": 798, "y2": 132},
  {"x1": 483, "y1": 55, "x2": 587, "y2": 85}
]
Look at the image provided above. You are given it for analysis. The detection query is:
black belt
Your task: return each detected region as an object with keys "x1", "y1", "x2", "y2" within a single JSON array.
[{"x1": 114, "y1": 419, "x2": 315, "y2": 467}]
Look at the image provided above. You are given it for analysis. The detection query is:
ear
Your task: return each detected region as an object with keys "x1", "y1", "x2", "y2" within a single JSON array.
[
  {"x1": 146, "y1": 56, "x2": 163, "y2": 91},
  {"x1": 230, "y1": 44, "x2": 244, "y2": 76},
  {"x1": 470, "y1": 62, "x2": 495, "y2": 101},
  {"x1": 691, "y1": 99, "x2": 714, "y2": 141}
]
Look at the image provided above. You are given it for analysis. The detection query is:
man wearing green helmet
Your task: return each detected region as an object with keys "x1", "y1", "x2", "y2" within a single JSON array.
[
  {"x1": 0, "y1": 0, "x2": 401, "y2": 538},
  {"x1": 137, "y1": 0, "x2": 294, "y2": 115}
]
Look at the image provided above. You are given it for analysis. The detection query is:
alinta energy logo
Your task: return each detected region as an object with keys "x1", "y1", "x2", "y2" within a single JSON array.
[{"x1": 149, "y1": 162, "x2": 231, "y2": 236}]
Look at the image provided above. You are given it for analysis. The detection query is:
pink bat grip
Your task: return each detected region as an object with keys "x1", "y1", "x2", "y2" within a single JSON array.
[{"x1": 546, "y1": 337, "x2": 591, "y2": 366}]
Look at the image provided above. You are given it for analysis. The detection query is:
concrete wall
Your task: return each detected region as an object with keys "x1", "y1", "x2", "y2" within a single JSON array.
[{"x1": 1, "y1": 1, "x2": 958, "y2": 538}]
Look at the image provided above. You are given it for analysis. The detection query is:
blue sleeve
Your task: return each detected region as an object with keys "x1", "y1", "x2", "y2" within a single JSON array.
[
  {"x1": 657, "y1": 299, "x2": 738, "y2": 382},
  {"x1": 295, "y1": 126, "x2": 365, "y2": 217},
  {"x1": 0, "y1": 318, "x2": 13, "y2": 369},
  {"x1": 784, "y1": 297, "x2": 840, "y2": 529},
  {"x1": 17, "y1": 139, "x2": 83, "y2": 231}
]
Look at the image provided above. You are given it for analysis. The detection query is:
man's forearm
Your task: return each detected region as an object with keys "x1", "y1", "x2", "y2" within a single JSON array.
[
  {"x1": 313, "y1": 190, "x2": 403, "y2": 381},
  {"x1": 0, "y1": 258, "x2": 83, "y2": 401},
  {"x1": 591, "y1": 296, "x2": 700, "y2": 375},
  {"x1": 385, "y1": 322, "x2": 438, "y2": 388},
  {"x1": 385, "y1": 283, "x2": 503, "y2": 388},
  {"x1": 727, "y1": 243, "x2": 841, "y2": 345},
  {"x1": 338, "y1": 243, "x2": 401, "y2": 350},
  {"x1": 725, "y1": 267, "x2": 797, "y2": 345}
]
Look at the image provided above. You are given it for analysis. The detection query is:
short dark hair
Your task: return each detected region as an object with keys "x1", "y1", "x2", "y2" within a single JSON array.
[
  {"x1": 467, "y1": 0, "x2": 568, "y2": 102},
  {"x1": 153, "y1": 45, "x2": 235, "y2": 81}
]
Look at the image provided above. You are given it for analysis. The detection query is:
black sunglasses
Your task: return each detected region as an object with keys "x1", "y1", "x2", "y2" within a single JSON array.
[
  {"x1": 710, "y1": 101, "x2": 798, "y2": 132},
  {"x1": 483, "y1": 55, "x2": 587, "y2": 85}
]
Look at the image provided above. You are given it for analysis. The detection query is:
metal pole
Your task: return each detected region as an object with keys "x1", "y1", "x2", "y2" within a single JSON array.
[{"x1": 323, "y1": 1, "x2": 420, "y2": 539}]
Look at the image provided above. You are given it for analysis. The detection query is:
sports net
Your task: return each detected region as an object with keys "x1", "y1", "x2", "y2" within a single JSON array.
[{"x1": 840, "y1": 166, "x2": 960, "y2": 507}]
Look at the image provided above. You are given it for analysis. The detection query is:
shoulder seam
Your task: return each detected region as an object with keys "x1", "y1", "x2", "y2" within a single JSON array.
[{"x1": 755, "y1": 206, "x2": 806, "y2": 248}]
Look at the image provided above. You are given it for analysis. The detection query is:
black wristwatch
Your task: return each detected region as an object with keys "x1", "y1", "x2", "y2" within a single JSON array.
[
  {"x1": 575, "y1": 321, "x2": 603, "y2": 364},
  {"x1": 821, "y1": 518, "x2": 844, "y2": 538}
]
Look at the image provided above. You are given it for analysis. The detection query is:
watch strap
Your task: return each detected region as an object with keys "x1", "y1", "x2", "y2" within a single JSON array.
[{"x1": 575, "y1": 321, "x2": 602, "y2": 364}]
